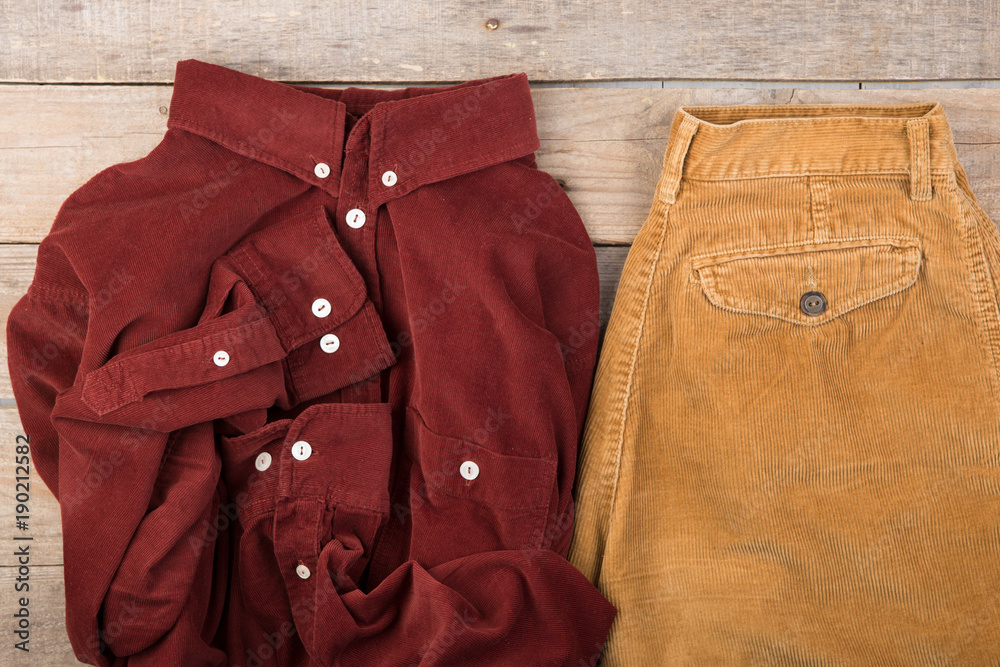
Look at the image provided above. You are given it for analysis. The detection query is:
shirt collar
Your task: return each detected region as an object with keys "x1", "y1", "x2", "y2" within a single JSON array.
[{"x1": 166, "y1": 59, "x2": 540, "y2": 205}]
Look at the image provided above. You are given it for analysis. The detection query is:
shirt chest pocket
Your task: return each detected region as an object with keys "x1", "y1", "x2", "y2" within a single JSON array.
[
  {"x1": 691, "y1": 237, "x2": 923, "y2": 326},
  {"x1": 404, "y1": 407, "x2": 557, "y2": 568}
]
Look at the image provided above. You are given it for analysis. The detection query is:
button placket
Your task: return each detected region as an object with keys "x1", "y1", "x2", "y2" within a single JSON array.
[
  {"x1": 272, "y1": 417, "x2": 326, "y2": 650},
  {"x1": 332, "y1": 127, "x2": 382, "y2": 407},
  {"x1": 272, "y1": 500, "x2": 323, "y2": 652}
]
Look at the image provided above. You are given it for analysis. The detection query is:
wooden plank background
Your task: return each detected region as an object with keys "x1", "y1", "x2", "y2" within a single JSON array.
[
  {"x1": 2, "y1": 1, "x2": 999, "y2": 664},
  {"x1": 2, "y1": 1, "x2": 999, "y2": 83}
]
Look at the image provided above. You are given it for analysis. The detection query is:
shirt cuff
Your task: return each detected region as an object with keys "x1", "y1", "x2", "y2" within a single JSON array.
[
  {"x1": 285, "y1": 300, "x2": 395, "y2": 404},
  {"x1": 77, "y1": 205, "x2": 393, "y2": 422},
  {"x1": 228, "y1": 205, "x2": 395, "y2": 402},
  {"x1": 229, "y1": 205, "x2": 370, "y2": 351}
]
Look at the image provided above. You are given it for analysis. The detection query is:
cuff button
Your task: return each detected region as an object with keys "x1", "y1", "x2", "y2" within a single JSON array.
[
  {"x1": 292, "y1": 440, "x2": 312, "y2": 461},
  {"x1": 320, "y1": 333, "x2": 340, "y2": 354}
]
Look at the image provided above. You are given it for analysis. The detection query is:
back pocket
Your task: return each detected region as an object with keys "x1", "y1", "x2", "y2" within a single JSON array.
[
  {"x1": 691, "y1": 237, "x2": 923, "y2": 326},
  {"x1": 404, "y1": 406, "x2": 556, "y2": 567}
]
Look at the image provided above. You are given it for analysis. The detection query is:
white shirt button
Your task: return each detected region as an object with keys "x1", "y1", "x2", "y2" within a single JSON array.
[
  {"x1": 314, "y1": 163, "x2": 331, "y2": 179},
  {"x1": 296, "y1": 563, "x2": 311, "y2": 579},
  {"x1": 381, "y1": 170, "x2": 398, "y2": 187},
  {"x1": 213, "y1": 350, "x2": 230, "y2": 367},
  {"x1": 311, "y1": 298, "x2": 331, "y2": 318},
  {"x1": 255, "y1": 452, "x2": 272, "y2": 471},
  {"x1": 292, "y1": 440, "x2": 312, "y2": 461},
  {"x1": 460, "y1": 460, "x2": 480, "y2": 481},
  {"x1": 346, "y1": 208, "x2": 366, "y2": 229},
  {"x1": 320, "y1": 333, "x2": 340, "y2": 354}
]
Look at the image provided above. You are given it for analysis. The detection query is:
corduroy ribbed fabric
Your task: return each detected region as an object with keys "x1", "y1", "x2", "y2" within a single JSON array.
[
  {"x1": 569, "y1": 103, "x2": 1000, "y2": 664},
  {"x1": 6, "y1": 60, "x2": 616, "y2": 666}
]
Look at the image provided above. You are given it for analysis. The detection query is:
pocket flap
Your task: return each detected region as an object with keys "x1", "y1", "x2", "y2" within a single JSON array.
[{"x1": 691, "y1": 237, "x2": 923, "y2": 326}]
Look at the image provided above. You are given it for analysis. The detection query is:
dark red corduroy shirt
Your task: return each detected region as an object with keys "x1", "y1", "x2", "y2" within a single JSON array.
[{"x1": 6, "y1": 59, "x2": 615, "y2": 666}]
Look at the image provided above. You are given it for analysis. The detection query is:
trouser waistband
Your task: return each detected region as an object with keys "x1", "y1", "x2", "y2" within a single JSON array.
[{"x1": 654, "y1": 103, "x2": 958, "y2": 205}]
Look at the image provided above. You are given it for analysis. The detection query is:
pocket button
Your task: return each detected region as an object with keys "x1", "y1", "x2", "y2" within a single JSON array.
[
  {"x1": 800, "y1": 291, "x2": 828, "y2": 316},
  {"x1": 460, "y1": 460, "x2": 480, "y2": 481}
]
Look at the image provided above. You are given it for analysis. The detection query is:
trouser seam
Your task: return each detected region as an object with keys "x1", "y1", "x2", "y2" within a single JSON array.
[
  {"x1": 949, "y1": 184, "x2": 1000, "y2": 411},
  {"x1": 607, "y1": 202, "x2": 671, "y2": 523}
]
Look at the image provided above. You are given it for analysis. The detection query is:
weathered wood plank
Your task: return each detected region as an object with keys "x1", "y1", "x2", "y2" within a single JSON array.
[
  {"x1": 0, "y1": 86, "x2": 172, "y2": 243},
  {"x1": 2, "y1": 86, "x2": 1000, "y2": 245},
  {"x1": 0, "y1": 565, "x2": 82, "y2": 665},
  {"x1": 2, "y1": 1, "x2": 999, "y2": 83}
]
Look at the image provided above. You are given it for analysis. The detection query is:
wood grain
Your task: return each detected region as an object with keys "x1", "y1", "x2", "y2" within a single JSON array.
[
  {"x1": 2, "y1": 86, "x2": 1000, "y2": 245},
  {"x1": 2, "y1": 1, "x2": 999, "y2": 83}
]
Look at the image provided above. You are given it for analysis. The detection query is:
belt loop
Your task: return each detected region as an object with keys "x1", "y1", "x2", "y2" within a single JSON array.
[
  {"x1": 657, "y1": 114, "x2": 700, "y2": 206},
  {"x1": 906, "y1": 118, "x2": 932, "y2": 202}
]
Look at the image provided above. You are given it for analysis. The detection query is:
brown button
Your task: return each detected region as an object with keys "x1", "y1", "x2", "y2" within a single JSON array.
[{"x1": 800, "y1": 291, "x2": 827, "y2": 316}]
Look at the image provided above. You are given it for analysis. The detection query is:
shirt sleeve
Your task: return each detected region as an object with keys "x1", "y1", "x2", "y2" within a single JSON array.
[
  {"x1": 5, "y1": 205, "x2": 395, "y2": 666},
  {"x1": 7, "y1": 281, "x2": 228, "y2": 665},
  {"x1": 53, "y1": 207, "x2": 396, "y2": 432}
]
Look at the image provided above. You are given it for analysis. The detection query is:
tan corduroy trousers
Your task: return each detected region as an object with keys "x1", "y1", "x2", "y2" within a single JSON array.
[{"x1": 569, "y1": 104, "x2": 1000, "y2": 665}]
